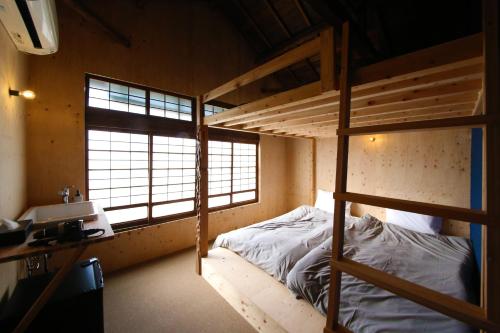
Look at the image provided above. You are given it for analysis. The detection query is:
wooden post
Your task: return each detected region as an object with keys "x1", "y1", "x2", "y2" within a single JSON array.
[
  {"x1": 325, "y1": 21, "x2": 351, "y2": 332},
  {"x1": 483, "y1": 0, "x2": 500, "y2": 328},
  {"x1": 320, "y1": 27, "x2": 337, "y2": 92},
  {"x1": 196, "y1": 96, "x2": 209, "y2": 275},
  {"x1": 311, "y1": 138, "x2": 317, "y2": 205}
]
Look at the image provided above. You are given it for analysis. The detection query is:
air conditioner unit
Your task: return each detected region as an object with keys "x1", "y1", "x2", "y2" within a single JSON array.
[{"x1": 0, "y1": 0, "x2": 58, "y2": 55}]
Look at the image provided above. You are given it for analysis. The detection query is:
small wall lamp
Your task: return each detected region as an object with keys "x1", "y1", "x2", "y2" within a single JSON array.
[
  {"x1": 369, "y1": 137, "x2": 376, "y2": 142},
  {"x1": 9, "y1": 89, "x2": 36, "y2": 100}
]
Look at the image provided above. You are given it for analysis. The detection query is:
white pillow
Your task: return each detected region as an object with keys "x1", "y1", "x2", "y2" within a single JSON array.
[
  {"x1": 385, "y1": 208, "x2": 442, "y2": 235},
  {"x1": 314, "y1": 189, "x2": 351, "y2": 216}
]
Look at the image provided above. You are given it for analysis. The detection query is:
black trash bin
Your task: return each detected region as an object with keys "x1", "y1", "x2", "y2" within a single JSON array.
[{"x1": 0, "y1": 258, "x2": 104, "y2": 333}]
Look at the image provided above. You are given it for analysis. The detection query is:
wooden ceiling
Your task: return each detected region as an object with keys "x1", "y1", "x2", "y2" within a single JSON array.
[{"x1": 214, "y1": 0, "x2": 482, "y2": 90}]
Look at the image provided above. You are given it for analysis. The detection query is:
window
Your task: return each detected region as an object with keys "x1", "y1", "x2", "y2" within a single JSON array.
[
  {"x1": 151, "y1": 136, "x2": 196, "y2": 217},
  {"x1": 208, "y1": 141, "x2": 257, "y2": 208},
  {"x1": 204, "y1": 103, "x2": 229, "y2": 116},
  {"x1": 88, "y1": 78, "x2": 147, "y2": 114},
  {"x1": 150, "y1": 91, "x2": 193, "y2": 121},
  {"x1": 85, "y1": 74, "x2": 259, "y2": 229}
]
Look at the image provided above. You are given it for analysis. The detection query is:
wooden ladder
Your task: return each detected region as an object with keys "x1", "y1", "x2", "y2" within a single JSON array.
[{"x1": 325, "y1": 1, "x2": 500, "y2": 331}]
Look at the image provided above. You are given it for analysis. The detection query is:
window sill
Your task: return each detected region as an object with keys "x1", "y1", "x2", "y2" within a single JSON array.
[{"x1": 110, "y1": 199, "x2": 259, "y2": 233}]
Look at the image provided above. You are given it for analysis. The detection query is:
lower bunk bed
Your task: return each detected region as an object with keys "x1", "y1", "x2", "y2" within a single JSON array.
[{"x1": 202, "y1": 204, "x2": 478, "y2": 333}]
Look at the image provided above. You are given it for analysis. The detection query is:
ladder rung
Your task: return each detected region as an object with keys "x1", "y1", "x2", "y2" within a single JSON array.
[
  {"x1": 333, "y1": 258, "x2": 498, "y2": 332},
  {"x1": 334, "y1": 192, "x2": 488, "y2": 225},
  {"x1": 337, "y1": 115, "x2": 490, "y2": 136}
]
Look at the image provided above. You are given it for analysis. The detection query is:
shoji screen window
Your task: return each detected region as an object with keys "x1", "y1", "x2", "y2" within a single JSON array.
[
  {"x1": 208, "y1": 141, "x2": 232, "y2": 208},
  {"x1": 87, "y1": 130, "x2": 149, "y2": 224},
  {"x1": 232, "y1": 143, "x2": 257, "y2": 203},
  {"x1": 87, "y1": 78, "x2": 146, "y2": 114},
  {"x1": 208, "y1": 140, "x2": 258, "y2": 209},
  {"x1": 151, "y1": 136, "x2": 196, "y2": 218}
]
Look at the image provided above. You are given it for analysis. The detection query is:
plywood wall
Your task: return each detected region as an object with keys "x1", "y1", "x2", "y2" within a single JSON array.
[
  {"x1": 26, "y1": 1, "x2": 289, "y2": 273},
  {"x1": 288, "y1": 129, "x2": 471, "y2": 237},
  {"x1": 0, "y1": 25, "x2": 28, "y2": 305},
  {"x1": 26, "y1": 0, "x2": 275, "y2": 206},
  {"x1": 286, "y1": 138, "x2": 314, "y2": 210}
]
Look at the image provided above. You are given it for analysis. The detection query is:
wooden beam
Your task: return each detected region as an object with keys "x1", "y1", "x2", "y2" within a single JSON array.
[
  {"x1": 219, "y1": 60, "x2": 482, "y2": 128},
  {"x1": 353, "y1": 33, "x2": 483, "y2": 86},
  {"x1": 63, "y1": 0, "x2": 130, "y2": 48},
  {"x1": 320, "y1": 27, "x2": 337, "y2": 91},
  {"x1": 195, "y1": 96, "x2": 208, "y2": 275},
  {"x1": 13, "y1": 246, "x2": 87, "y2": 333},
  {"x1": 203, "y1": 37, "x2": 321, "y2": 102},
  {"x1": 264, "y1": 0, "x2": 319, "y2": 79},
  {"x1": 256, "y1": 23, "x2": 328, "y2": 64},
  {"x1": 336, "y1": 192, "x2": 488, "y2": 224},
  {"x1": 275, "y1": 107, "x2": 474, "y2": 134},
  {"x1": 294, "y1": 0, "x2": 311, "y2": 26},
  {"x1": 235, "y1": 77, "x2": 480, "y2": 129},
  {"x1": 212, "y1": 125, "x2": 307, "y2": 139},
  {"x1": 349, "y1": 78, "x2": 481, "y2": 110},
  {"x1": 205, "y1": 82, "x2": 323, "y2": 124},
  {"x1": 483, "y1": 0, "x2": 500, "y2": 328},
  {"x1": 311, "y1": 138, "x2": 316, "y2": 205},
  {"x1": 338, "y1": 114, "x2": 491, "y2": 136},
  {"x1": 241, "y1": 90, "x2": 477, "y2": 130},
  {"x1": 260, "y1": 113, "x2": 336, "y2": 131},
  {"x1": 304, "y1": 0, "x2": 378, "y2": 61},
  {"x1": 325, "y1": 21, "x2": 351, "y2": 333},
  {"x1": 350, "y1": 91, "x2": 478, "y2": 118},
  {"x1": 245, "y1": 106, "x2": 336, "y2": 129},
  {"x1": 262, "y1": 103, "x2": 473, "y2": 132},
  {"x1": 473, "y1": 90, "x2": 484, "y2": 115}
]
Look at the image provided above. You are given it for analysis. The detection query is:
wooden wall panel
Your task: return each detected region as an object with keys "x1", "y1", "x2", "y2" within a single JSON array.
[
  {"x1": 26, "y1": 0, "x2": 276, "y2": 206},
  {"x1": 27, "y1": 1, "x2": 288, "y2": 273},
  {"x1": 0, "y1": 25, "x2": 28, "y2": 304},
  {"x1": 289, "y1": 129, "x2": 472, "y2": 237},
  {"x1": 286, "y1": 138, "x2": 314, "y2": 209}
]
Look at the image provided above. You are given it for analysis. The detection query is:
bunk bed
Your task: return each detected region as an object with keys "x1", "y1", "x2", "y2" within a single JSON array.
[{"x1": 194, "y1": 1, "x2": 500, "y2": 332}]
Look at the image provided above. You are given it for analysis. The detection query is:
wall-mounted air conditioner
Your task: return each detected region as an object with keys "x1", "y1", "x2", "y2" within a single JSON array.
[{"x1": 0, "y1": 0, "x2": 58, "y2": 55}]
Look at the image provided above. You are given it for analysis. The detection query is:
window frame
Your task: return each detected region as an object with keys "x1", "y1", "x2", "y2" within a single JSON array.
[{"x1": 84, "y1": 74, "x2": 259, "y2": 231}]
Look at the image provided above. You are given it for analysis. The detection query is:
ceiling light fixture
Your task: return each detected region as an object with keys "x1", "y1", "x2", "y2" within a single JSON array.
[
  {"x1": 369, "y1": 137, "x2": 376, "y2": 142},
  {"x1": 9, "y1": 89, "x2": 36, "y2": 100}
]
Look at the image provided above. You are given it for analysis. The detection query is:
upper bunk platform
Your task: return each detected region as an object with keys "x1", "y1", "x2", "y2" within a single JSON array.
[{"x1": 202, "y1": 31, "x2": 484, "y2": 138}]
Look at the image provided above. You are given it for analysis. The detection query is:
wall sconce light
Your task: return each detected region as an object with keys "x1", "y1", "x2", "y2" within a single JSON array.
[
  {"x1": 9, "y1": 89, "x2": 36, "y2": 100},
  {"x1": 369, "y1": 137, "x2": 376, "y2": 142}
]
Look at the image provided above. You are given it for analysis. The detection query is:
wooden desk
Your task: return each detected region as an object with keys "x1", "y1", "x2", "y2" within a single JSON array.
[{"x1": 0, "y1": 213, "x2": 115, "y2": 333}]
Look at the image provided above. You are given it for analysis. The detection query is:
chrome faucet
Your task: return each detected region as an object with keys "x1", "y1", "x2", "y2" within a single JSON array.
[{"x1": 58, "y1": 185, "x2": 70, "y2": 204}]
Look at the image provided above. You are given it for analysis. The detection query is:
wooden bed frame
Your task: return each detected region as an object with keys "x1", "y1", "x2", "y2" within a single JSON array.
[{"x1": 195, "y1": 1, "x2": 500, "y2": 332}]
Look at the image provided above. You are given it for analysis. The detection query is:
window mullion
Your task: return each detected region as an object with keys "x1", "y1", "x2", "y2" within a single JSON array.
[
  {"x1": 230, "y1": 142, "x2": 234, "y2": 204},
  {"x1": 148, "y1": 134, "x2": 153, "y2": 223}
]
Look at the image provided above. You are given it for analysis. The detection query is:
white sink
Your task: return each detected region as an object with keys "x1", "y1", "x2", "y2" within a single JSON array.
[{"x1": 19, "y1": 201, "x2": 99, "y2": 228}]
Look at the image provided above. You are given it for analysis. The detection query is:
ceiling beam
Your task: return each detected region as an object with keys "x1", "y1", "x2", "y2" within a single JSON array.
[
  {"x1": 267, "y1": 103, "x2": 474, "y2": 133},
  {"x1": 203, "y1": 37, "x2": 320, "y2": 102},
  {"x1": 263, "y1": 0, "x2": 319, "y2": 78},
  {"x1": 63, "y1": 0, "x2": 131, "y2": 48},
  {"x1": 256, "y1": 23, "x2": 328, "y2": 64},
  {"x1": 294, "y1": 0, "x2": 312, "y2": 26},
  {"x1": 231, "y1": 0, "x2": 301, "y2": 86},
  {"x1": 303, "y1": 0, "x2": 379, "y2": 61}
]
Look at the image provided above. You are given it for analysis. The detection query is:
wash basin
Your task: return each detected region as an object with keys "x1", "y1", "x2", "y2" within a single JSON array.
[{"x1": 19, "y1": 201, "x2": 99, "y2": 229}]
